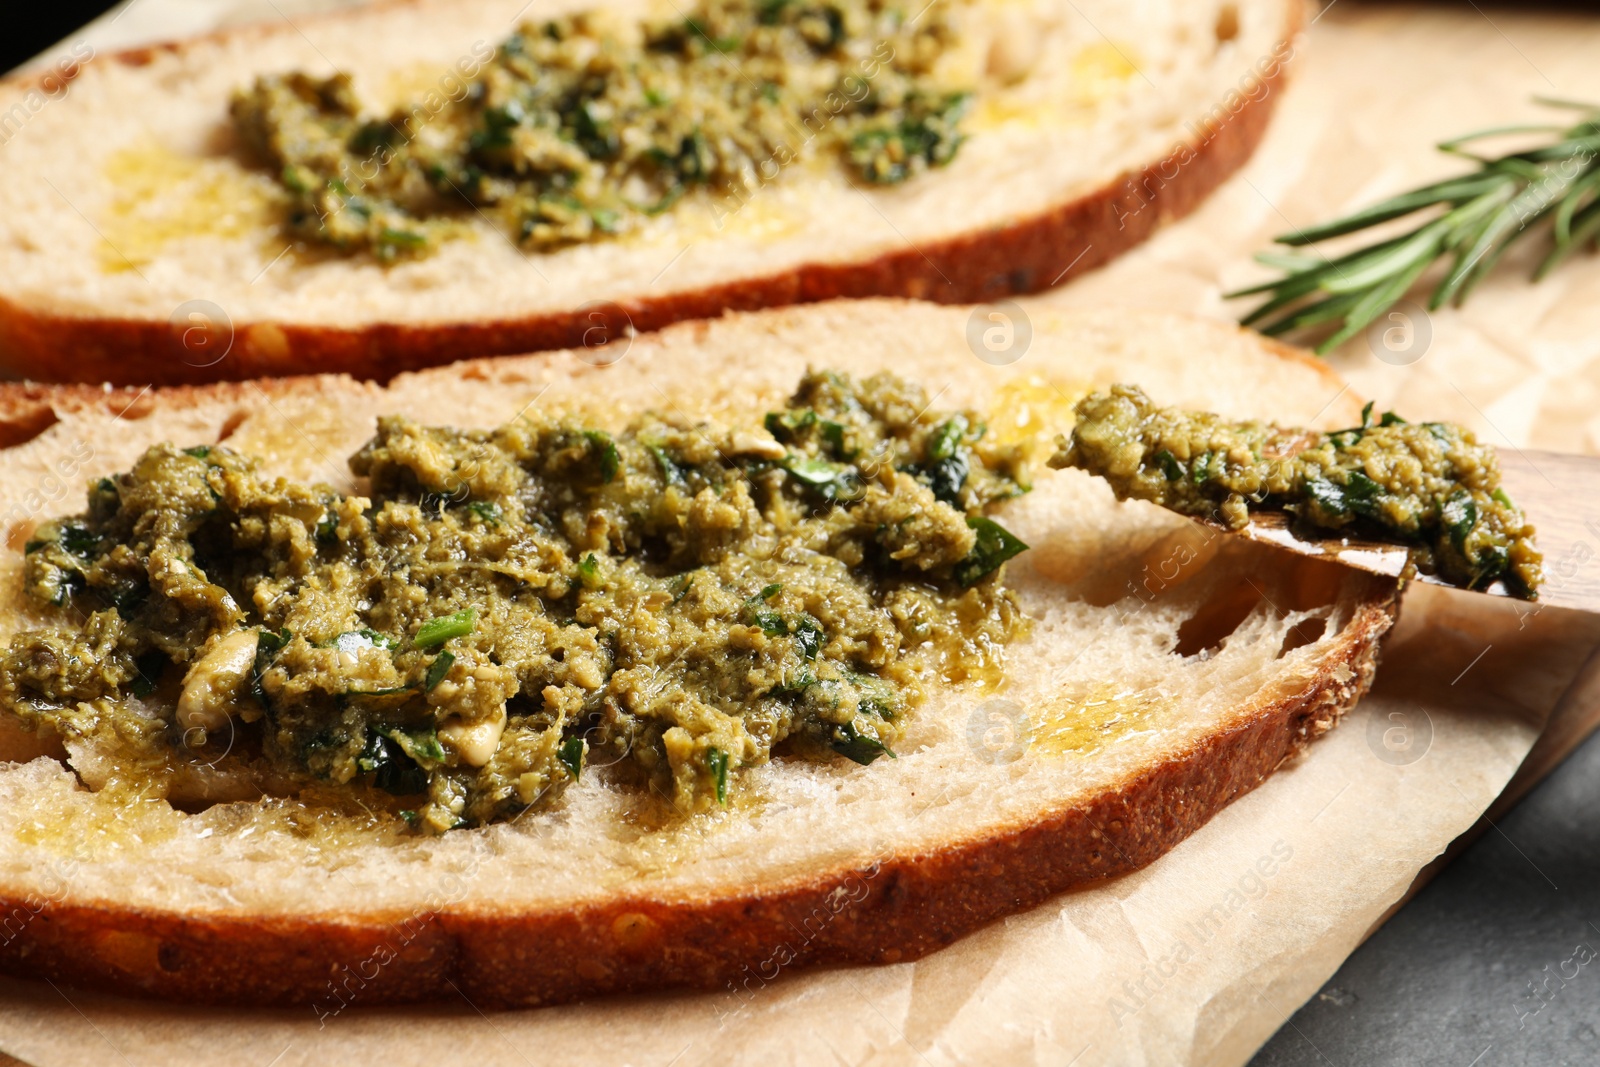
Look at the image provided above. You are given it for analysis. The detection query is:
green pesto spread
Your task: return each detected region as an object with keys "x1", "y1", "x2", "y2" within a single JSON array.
[
  {"x1": 1051, "y1": 384, "x2": 1543, "y2": 598},
  {"x1": 231, "y1": 0, "x2": 972, "y2": 258},
  {"x1": 2, "y1": 371, "x2": 1028, "y2": 832}
]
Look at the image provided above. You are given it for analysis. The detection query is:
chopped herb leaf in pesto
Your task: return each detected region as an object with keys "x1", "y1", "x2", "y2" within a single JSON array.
[
  {"x1": 558, "y1": 736, "x2": 585, "y2": 781},
  {"x1": 130, "y1": 650, "x2": 166, "y2": 700},
  {"x1": 955, "y1": 516, "x2": 1029, "y2": 587},
  {"x1": 382, "y1": 723, "x2": 447, "y2": 765},
  {"x1": 647, "y1": 444, "x2": 685, "y2": 486},
  {"x1": 314, "y1": 508, "x2": 339, "y2": 542},
  {"x1": 707, "y1": 746, "x2": 730, "y2": 804},
  {"x1": 414, "y1": 610, "x2": 476, "y2": 649},
  {"x1": 584, "y1": 431, "x2": 621, "y2": 483},
  {"x1": 467, "y1": 500, "x2": 502, "y2": 525},
  {"x1": 847, "y1": 91, "x2": 971, "y2": 183},
  {"x1": 424, "y1": 651, "x2": 455, "y2": 693},
  {"x1": 828, "y1": 719, "x2": 895, "y2": 764}
]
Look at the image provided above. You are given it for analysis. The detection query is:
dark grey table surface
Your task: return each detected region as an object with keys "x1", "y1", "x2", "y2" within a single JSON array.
[{"x1": 1249, "y1": 718, "x2": 1600, "y2": 1067}]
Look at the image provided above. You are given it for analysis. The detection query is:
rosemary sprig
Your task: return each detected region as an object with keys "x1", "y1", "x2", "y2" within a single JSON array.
[{"x1": 1231, "y1": 98, "x2": 1600, "y2": 354}]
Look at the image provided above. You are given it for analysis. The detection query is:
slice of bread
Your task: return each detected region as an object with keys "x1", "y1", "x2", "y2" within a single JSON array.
[
  {"x1": 0, "y1": 0, "x2": 1298, "y2": 384},
  {"x1": 0, "y1": 300, "x2": 1394, "y2": 1008}
]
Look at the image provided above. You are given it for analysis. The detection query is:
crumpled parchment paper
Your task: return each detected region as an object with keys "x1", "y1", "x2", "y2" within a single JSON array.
[{"x1": 5, "y1": 2, "x2": 1600, "y2": 1065}]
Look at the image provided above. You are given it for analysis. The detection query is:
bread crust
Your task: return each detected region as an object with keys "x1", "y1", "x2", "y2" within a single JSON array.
[
  {"x1": 0, "y1": 4, "x2": 1300, "y2": 386},
  {"x1": 0, "y1": 595, "x2": 1393, "y2": 1008}
]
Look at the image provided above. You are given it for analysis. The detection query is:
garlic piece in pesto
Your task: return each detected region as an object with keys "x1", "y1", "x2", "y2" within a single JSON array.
[
  {"x1": 177, "y1": 629, "x2": 259, "y2": 736},
  {"x1": 440, "y1": 707, "x2": 508, "y2": 768}
]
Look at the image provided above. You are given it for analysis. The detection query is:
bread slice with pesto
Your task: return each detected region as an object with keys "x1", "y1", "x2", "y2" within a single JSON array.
[
  {"x1": 0, "y1": 299, "x2": 1395, "y2": 1008},
  {"x1": 0, "y1": 0, "x2": 1297, "y2": 385}
]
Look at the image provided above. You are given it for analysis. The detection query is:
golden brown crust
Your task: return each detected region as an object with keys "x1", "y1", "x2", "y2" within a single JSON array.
[
  {"x1": 0, "y1": 596, "x2": 1394, "y2": 1008},
  {"x1": 0, "y1": 13, "x2": 1298, "y2": 386}
]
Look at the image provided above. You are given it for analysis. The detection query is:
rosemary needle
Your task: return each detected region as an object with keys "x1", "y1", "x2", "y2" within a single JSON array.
[{"x1": 1231, "y1": 98, "x2": 1600, "y2": 354}]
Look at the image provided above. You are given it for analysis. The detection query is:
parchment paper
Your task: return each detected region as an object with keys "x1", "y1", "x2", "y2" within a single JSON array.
[{"x1": 6, "y1": 3, "x2": 1600, "y2": 1065}]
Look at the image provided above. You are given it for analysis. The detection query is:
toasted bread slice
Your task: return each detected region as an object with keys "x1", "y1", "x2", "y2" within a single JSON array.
[
  {"x1": 0, "y1": 0, "x2": 1298, "y2": 384},
  {"x1": 0, "y1": 300, "x2": 1394, "y2": 1008}
]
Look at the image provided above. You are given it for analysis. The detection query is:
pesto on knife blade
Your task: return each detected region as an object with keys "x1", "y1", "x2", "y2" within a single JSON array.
[{"x1": 1052, "y1": 384, "x2": 1543, "y2": 598}]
